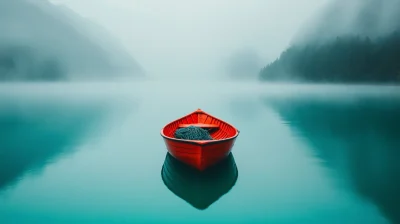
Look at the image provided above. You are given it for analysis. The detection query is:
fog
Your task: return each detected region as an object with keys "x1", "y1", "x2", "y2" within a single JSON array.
[
  {"x1": 50, "y1": 0, "x2": 329, "y2": 80},
  {"x1": 5, "y1": 0, "x2": 397, "y2": 81},
  {"x1": 295, "y1": 0, "x2": 400, "y2": 44},
  {"x1": 0, "y1": 0, "x2": 143, "y2": 81}
]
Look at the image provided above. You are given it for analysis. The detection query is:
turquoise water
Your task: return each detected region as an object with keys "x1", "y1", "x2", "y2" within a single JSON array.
[{"x1": 0, "y1": 82, "x2": 399, "y2": 223}]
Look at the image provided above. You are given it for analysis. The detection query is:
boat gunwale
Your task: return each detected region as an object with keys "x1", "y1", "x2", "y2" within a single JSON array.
[{"x1": 160, "y1": 109, "x2": 240, "y2": 146}]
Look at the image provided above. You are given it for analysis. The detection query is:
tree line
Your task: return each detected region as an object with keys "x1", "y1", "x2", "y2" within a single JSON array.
[{"x1": 259, "y1": 31, "x2": 400, "y2": 83}]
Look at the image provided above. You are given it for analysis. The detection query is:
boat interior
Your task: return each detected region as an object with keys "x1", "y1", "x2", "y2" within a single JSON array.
[{"x1": 162, "y1": 110, "x2": 238, "y2": 140}]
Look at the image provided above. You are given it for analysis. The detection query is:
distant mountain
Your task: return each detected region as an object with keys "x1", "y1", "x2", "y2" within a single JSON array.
[
  {"x1": 0, "y1": 0, "x2": 144, "y2": 81},
  {"x1": 259, "y1": 0, "x2": 400, "y2": 83}
]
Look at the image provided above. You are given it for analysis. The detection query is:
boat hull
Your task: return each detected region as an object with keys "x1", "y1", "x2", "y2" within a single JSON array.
[
  {"x1": 160, "y1": 109, "x2": 239, "y2": 171},
  {"x1": 162, "y1": 137, "x2": 237, "y2": 171}
]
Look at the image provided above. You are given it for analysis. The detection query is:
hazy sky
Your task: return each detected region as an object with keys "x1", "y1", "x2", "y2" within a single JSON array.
[{"x1": 50, "y1": 0, "x2": 330, "y2": 79}]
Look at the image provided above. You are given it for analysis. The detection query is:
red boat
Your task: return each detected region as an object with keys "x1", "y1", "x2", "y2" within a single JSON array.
[{"x1": 160, "y1": 109, "x2": 239, "y2": 171}]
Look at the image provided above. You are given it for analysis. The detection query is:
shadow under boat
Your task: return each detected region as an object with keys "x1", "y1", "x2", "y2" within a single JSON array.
[{"x1": 161, "y1": 152, "x2": 238, "y2": 210}]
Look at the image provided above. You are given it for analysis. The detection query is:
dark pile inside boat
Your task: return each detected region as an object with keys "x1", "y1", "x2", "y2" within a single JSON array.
[{"x1": 174, "y1": 126, "x2": 213, "y2": 140}]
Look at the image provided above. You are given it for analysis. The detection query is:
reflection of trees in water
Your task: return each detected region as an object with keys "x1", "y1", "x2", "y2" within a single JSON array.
[
  {"x1": 267, "y1": 96, "x2": 400, "y2": 223},
  {"x1": 0, "y1": 100, "x2": 109, "y2": 192}
]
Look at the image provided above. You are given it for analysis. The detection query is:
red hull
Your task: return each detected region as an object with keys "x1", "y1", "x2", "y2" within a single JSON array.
[{"x1": 160, "y1": 109, "x2": 239, "y2": 171}]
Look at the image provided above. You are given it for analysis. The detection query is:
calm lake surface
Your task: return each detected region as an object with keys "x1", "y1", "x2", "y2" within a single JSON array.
[{"x1": 0, "y1": 81, "x2": 399, "y2": 224}]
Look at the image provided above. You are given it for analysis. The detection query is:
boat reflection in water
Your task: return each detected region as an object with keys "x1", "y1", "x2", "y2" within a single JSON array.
[{"x1": 161, "y1": 152, "x2": 238, "y2": 210}]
